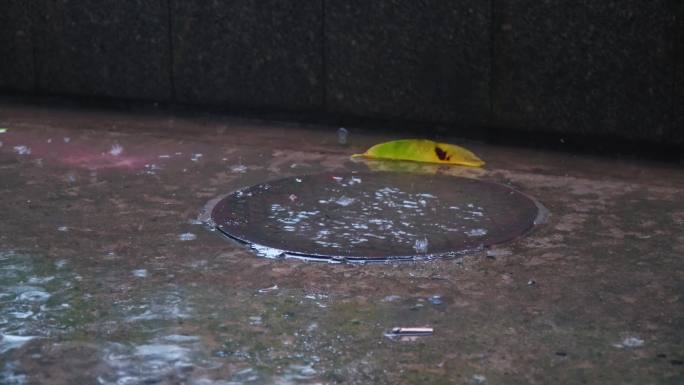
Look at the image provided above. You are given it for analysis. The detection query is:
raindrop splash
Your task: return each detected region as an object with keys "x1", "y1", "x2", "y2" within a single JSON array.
[
  {"x1": 413, "y1": 236, "x2": 429, "y2": 253},
  {"x1": 109, "y1": 144, "x2": 123, "y2": 156},
  {"x1": 337, "y1": 127, "x2": 349, "y2": 145},
  {"x1": 178, "y1": 233, "x2": 197, "y2": 242},
  {"x1": 13, "y1": 146, "x2": 31, "y2": 155},
  {"x1": 132, "y1": 269, "x2": 148, "y2": 278}
]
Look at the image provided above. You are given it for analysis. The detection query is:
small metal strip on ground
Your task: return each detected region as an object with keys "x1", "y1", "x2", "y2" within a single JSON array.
[{"x1": 211, "y1": 172, "x2": 542, "y2": 262}]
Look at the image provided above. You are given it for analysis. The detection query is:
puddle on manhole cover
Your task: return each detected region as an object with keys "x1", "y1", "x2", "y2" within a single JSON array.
[{"x1": 210, "y1": 172, "x2": 546, "y2": 262}]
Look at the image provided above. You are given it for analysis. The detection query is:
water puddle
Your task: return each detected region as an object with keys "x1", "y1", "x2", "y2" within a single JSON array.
[
  {"x1": 0, "y1": 251, "x2": 338, "y2": 384},
  {"x1": 0, "y1": 251, "x2": 83, "y2": 352}
]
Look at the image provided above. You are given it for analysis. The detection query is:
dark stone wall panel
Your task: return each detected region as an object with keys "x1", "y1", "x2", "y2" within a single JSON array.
[
  {"x1": 35, "y1": 0, "x2": 171, "y2": 101},
  {"x1": 675, "y1": 0, "x2": 684, "y2": 144},
  {"x1": 172, "y1": 0, "x2": 323, "y2": 110},
  {"x1": 325, "y1": 1, "x2": 491, "y2": 126},
  {"x1": 493, "y1": 0, "x2": 675, "y2": 142},
  {"x1": 0, "y1": 1, "x2": 34, "y2": 92}
]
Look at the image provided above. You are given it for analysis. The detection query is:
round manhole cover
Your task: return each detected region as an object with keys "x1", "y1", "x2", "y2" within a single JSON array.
[{"x1": 211, "y1": 172, "x2": 543, "y2": 262}]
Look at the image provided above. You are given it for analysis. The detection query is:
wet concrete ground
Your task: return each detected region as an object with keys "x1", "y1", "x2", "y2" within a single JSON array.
[{"x1": 0, "y1": 103, "x2": 682, "y2": 384}]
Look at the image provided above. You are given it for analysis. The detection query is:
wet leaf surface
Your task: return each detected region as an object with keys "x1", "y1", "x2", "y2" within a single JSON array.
[{"x1": 353, "y1": 139, "x2": 485, "y2": 167}]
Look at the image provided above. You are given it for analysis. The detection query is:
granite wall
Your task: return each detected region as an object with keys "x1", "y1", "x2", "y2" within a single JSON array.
[
  {"x1": 325, "y1": 0, "x2": 490, "y2": 127},
  {"x1": 0, "y1": 0, "x2": 681, "y2": 145},
  {"x1": 0, "y1": 0, "x2": 34, "y2": 93},
  {"x1": 171, "y1": 0, "x2": 323, "y2": 110},
  {"x1": 33, "y1": 0, "x2": 172, "y2": 101},
  {"x1": 492, "y1": 0, "x2": 676, "y2": 143},
  {"x1": 676, "y1": 0, "x2": 684, "y2": 144}
]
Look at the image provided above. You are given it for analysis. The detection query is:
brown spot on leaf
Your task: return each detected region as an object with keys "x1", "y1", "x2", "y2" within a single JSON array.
[{"x1": 435, "y1": 146, "x2": 448, "y2": 161}]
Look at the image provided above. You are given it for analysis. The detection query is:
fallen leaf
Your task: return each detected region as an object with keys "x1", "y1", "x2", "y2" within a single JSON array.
[{"x1": 353, "y1": 139, "x2": 484, "y2": 167}]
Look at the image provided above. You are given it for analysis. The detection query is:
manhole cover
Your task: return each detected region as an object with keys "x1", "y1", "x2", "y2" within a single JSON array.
[{"x1": 211, "y1": 172, "x2": 544, "y2": 262}]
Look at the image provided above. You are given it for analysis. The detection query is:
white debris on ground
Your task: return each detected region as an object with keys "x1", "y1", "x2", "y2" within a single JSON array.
[
  {"x1": 613, "y1": 336, "x2": 644, "y2": 349},
  {"x1": 257, "y1": 285, "x2": 279, "y2": 293}
]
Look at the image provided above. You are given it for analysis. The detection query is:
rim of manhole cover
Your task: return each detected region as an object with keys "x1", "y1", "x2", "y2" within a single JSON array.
[{"x1": 210, "y1": 172, "x2": 546, "y2": 263}]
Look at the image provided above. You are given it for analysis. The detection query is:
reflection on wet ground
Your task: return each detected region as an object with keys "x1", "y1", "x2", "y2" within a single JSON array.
[{"x1": 0, "y1": 104, "x2": 683, "y2": 384}]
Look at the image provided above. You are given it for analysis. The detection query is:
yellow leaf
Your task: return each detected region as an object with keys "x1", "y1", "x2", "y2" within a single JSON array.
[{"x1": 352, "y1": 139, "x2": 485, "y2": 167}]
